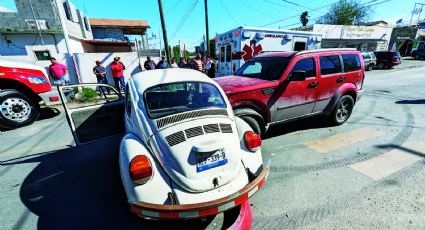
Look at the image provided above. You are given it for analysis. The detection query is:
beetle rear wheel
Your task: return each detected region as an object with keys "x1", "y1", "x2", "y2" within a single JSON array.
[
  {"x1": 327, "y1": 95, "x2": 354, "y2": 126},
  {"x1": 0, "y1": 90, "x2": 40, "y2": 129}
]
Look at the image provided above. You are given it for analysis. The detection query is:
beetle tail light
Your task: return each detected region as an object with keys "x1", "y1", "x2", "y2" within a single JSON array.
[
  {"x1": 244, "y1": 131, "x2": 262, "y2": 152},
  {"x1": 129, "y1": 155, "x2": 152, "y2": 185}
]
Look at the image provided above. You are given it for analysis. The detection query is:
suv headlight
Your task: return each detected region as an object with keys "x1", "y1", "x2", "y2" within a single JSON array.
[{"x1": 28, "y1": 76, "x2": 48, "y2": 84}]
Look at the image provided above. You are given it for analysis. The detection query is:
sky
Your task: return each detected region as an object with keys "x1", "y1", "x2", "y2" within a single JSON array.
[{"x1": 0, "y1": 0, "x2": 422, "y2": 51}]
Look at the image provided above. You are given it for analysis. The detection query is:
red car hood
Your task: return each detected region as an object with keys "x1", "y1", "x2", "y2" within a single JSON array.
[{"x1": 214, "y1": 76, "x2": 275, "y2": 94}]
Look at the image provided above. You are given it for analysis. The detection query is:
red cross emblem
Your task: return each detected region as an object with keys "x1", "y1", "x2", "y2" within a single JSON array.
[{"x1": 242, "y1": 40, "x2": 263, "y2": 61}]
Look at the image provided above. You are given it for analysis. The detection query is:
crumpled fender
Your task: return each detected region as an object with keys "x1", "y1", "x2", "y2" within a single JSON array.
[{"x1": 235, "y1": 116, "x2": 263, "y2": 177}]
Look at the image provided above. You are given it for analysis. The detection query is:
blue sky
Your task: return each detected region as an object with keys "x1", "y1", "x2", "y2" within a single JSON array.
[{"x1": 1, "y1": 0, "x2": 420, "y2": 51}]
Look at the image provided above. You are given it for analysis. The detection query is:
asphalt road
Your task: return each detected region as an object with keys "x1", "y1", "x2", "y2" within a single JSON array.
[{"x1": 1, "y1": 60, "x2": 425, "y2": 229}]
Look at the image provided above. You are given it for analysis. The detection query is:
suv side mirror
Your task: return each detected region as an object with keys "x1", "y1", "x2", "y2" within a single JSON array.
[{"x1": 288, "y1": 71, "x2": 306, "y2": 81}]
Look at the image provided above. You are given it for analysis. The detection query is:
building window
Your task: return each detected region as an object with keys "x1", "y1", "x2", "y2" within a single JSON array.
[{"x1": 34, "y1": 50, "x2": 51, "y2": 61}]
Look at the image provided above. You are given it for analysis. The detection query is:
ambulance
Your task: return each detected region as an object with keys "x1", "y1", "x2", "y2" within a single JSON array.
[{"x1": 215, "y1": 27, "x2": 322, "y2": 77}]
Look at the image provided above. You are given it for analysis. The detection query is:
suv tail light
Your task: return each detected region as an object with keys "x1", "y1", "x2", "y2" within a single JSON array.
[
  {"x1": 244, "y1": 131, "x2": 262, "y2": 151},
  {"x1": 129, "y1": 155, "x2": 152, "y2": 185}
]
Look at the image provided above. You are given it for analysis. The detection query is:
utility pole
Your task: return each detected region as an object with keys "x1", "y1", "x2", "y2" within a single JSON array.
[
  {"x1": 158, "y1": 0, "x2": 171, "y2": 66},
  {"x1": 204, "y1": 0, "x2": 210, "y2": 57}
]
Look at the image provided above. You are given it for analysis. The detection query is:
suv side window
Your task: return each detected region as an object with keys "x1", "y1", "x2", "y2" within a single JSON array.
[
  {"x1": 342, "y1": 54, "x2": 361, "y2": 72},
  {"x1": 289, "y1": 58, "x2": 315, "y2": 78},
  {"x1": 362, "y1": 54, "x2": 370, "y2": 59},
  {"x1": 370, "y1": 53, "x2": 376, "y2": 58},
  {"x1": 320, "y1": 55, "x2": 341, "y2": 75}
]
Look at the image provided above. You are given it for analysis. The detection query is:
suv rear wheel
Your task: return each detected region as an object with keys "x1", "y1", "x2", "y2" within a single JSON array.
[
  {"x1": 377, "y1": 62, "x2": 386, "y2": 69},
  {"x1": 367, "y1": 64, "x2": 374, "y2": 71},
  {"x1": 0, "y1": 90, "x2": 40, "y2": 129},
  {"x1": 328, "y1": 95, "x2": 354, "y2": 126},
  {"x1": 415, "y1": 54, "x2": 421, "y2": 60},
  {"x1": 240, "y1": 116, "x2": 262, "y2": 136}
]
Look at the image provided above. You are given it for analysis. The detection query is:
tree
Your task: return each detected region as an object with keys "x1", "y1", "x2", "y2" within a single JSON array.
[
  {"x1": 317, "y1": 0, "x2": 372, "y2": 25},
  {"x1": 300, "y1": 11, "x2": 309, "y2": 28}
]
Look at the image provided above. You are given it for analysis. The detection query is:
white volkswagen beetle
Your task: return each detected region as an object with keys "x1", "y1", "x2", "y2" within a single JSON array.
[{"x1": 58, "y1": 68, "x2": 270, "y2": 222}]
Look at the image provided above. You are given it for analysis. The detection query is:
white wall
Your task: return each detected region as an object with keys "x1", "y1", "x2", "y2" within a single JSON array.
[{"x1": 74, "y1": 52, "x2": 160, "y2": 85}]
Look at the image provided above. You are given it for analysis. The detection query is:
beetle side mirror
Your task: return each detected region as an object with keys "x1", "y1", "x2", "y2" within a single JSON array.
[{"x1": 287, "y1": 71, "x2": 306, "y2": 81}]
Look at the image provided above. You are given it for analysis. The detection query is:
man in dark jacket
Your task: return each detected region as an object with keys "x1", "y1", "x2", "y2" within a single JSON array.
[
  {"x1": 144, "y1": 56, "x2": 156, "y2": 70},
  {"x1": 156, "y1": 56, "x2": 169, "y2": 69}
]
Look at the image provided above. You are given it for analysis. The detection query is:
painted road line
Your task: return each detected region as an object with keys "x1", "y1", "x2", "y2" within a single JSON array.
[
  {"x1": 303, "y1": 127, "x2": 384, "y2": 153},
  {"x1": 349, "y1": 142, "x2": 424, "y2": 180}
]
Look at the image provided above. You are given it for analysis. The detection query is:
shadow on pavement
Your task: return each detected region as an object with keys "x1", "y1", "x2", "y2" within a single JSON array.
[
  {"x1": 37, "y1": 107, "x2": 61, "y2": 121},
  {"x1": 263, "y1": 115, "x2": 329, "y2": 140},
  {"x1": 395, "y1": 99, "x2": 425, "y2": 104},
  {"x1": 1, "y1": 136, "x2": 242, "y2": 230},
  {"x1": 375, "y1": 144, "x2": 425, "y2": 158}
]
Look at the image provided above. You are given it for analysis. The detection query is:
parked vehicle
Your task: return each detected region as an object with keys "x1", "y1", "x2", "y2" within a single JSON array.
[
  {"x1": 215, "y1": 26, "x2": 322, "y2": 77},
  {"x1": 57, "y1": 69, "x2": 270, "y2": 223},
  {"x1": 0, "y1": 59, "x2": 63, "y2": 129},
  {"x1": 362, "y1": 52, "x2": 376, "y2": 71},
  {"x1": 374, "y1": 51, "x2": 401, "y2": 68},
  {"x1": 214, "y1": 48, "x2": 365, "y2": 136},
  {"x1": 411, "y1": 49, "x2": 425, "y2": 60}
]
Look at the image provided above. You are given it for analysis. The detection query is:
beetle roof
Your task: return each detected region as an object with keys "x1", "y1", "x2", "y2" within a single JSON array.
[{"x1": 131, "y1": 68, "x2": 221, "y2": 94}]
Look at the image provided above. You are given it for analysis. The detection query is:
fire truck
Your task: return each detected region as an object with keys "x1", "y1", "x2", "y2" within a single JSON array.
[
  {"x1": 215, "y1": 27, "x2": 322, "y2": 77},
  {"x1": 0, "y1": 59, "x2": 63, "y2": 129}
]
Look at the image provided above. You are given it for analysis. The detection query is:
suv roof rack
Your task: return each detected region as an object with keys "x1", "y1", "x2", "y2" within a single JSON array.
[{"x1": 296, "y1": 48, "x2": 357, "y2": 56}]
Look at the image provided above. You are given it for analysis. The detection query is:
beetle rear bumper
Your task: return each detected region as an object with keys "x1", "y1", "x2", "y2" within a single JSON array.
[{"x1": 128, "y1": 159, "x2": 270, "y2": 220}]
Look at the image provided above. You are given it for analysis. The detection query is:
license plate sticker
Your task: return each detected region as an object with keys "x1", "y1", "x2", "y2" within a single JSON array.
[{"x1": 196, "y1": 150, "x2": 227, "y2": 172}]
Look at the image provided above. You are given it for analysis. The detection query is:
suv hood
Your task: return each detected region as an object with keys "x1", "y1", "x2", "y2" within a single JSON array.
[
  {"x1": 150, "y1": 117, "x2": 245, "y2": 193},
  {"x1": 214, "y1": 76, "x2": 275, "y2": 94}
]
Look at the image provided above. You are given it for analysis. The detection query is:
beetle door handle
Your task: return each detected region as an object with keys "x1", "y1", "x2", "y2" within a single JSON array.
[
  {"x1": 337, "y1": 77, "x2": 346, "y2": 83},
  {"x1": 308, "y1": 82, "x2": 319, "y2": 88}
]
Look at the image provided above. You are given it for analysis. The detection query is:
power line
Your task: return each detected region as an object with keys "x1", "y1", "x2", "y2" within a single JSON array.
[
  {"x1": 281, "y1": 0, "x2": 326, "y2": 13},
  {"x1": 238, "y1": 0, "x2": 279, "y2": 19},
  {"x1": 218, "y1": 0, "x2": 240, "y2": 26},
  {"x1": 170, "y1": 0, "x2": 199, "y2": 42}
]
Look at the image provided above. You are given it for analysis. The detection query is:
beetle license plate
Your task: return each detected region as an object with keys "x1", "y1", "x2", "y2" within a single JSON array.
[{"x1": 196, "y1": 150, "x2": 227, "y2": 172}]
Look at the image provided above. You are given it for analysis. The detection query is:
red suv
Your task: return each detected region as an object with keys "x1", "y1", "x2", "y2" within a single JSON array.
[
  {"x1": 214, "y1": 48, "x2": 365, "y2": 135},
  {"x1": 374, "y1": 51, "x2": 401, "y2": 69}
]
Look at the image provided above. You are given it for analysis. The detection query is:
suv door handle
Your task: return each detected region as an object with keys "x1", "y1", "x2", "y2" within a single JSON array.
[
  {"x1": 308, "y1": 82, "x2": 319, "y2": 88},
  {"x1": 337, "y1": 77, "x2": 346, "y2": 83}
]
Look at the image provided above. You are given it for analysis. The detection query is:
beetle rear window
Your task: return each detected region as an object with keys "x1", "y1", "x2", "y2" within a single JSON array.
[{"x1": 144, "y1": 82, "x2": 226, "y2": 119}]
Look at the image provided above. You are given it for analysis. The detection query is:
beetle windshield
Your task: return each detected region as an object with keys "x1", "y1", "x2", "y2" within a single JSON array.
[
  {"x1": 144, "y1": 82, "x2": 227, "y2": 119},
  {"x1": 236, "y1": 57, "x2": 291, "y2": 81}
]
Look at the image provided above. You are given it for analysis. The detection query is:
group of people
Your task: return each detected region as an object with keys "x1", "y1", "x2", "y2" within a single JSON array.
[
  {"x1": 48, "y1": 54, "x2": 216, "y2": 92},
  {"x1": 144, "y1": 54, "x2": 215, "y2": 78}
]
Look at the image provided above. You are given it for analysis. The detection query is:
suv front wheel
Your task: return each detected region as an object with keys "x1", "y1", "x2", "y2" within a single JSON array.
[
  {"x1": 328, "y1": 95, "x2": 354, "y2": 126},
  {"x1": 240, "y1": 116, "x2": 262, "y2": 136}
]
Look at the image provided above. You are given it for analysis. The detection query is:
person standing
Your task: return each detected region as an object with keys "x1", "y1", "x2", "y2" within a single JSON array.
[
  {"x1": 93, "y1": 60, "x2": 109, "y2": 94},
  {"x1": 205, "y1": 57, "x2": 212, "y2": 75},
  {"x1": 144, "y1": 56, "x2": 156, "y2": 70},
  {"x1": 49, "y1": 57, "x2": 69, "y2": 85},
  {"x1": 110, "y1": 57, "x2": 126, "y2": 92},
  {"x1": 171, "y1": 57, "x2": 179, "y2": 68},
  {"x1": 193, "y1": 55, "x2": 204, "y2": 72},
  {"x1": 115, "y1": 56, "x2": 126, "y2": 70},
  {"x1": 178, "y1": 57, "x2": 186, "y2": 68},
  {"x1": 156, "y1": 56, "x2": 169, "y2": 69}
]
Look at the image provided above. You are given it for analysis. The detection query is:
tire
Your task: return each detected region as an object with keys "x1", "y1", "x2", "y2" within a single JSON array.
[
  {"x1": 367, "y1": 64, "x2": 374, "y2": 71},
  {"x1": 0, "y1": 90, "x2": 40, "y2": 129},
  {"x1": 415, "y1": 54, "x2": 421, "y2": 60},
  {"x1": 240, "y1": 116, "x2": 261, "y2": 136},
  {"x1": 377, "y1": 62, "x2": 386, "y2": 69},
  {"x1": 327, "y1": 95, "x2": 354, "y2": 126}
]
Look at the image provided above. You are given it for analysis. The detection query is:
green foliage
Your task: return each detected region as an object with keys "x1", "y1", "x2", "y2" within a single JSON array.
[
  {"x1": 81, "y1": 87, "x2": 98, "y2": 101},
  {"x1": 300, "y1": 11, "x2": 309, "y2": 28},
  {"x1": 317, "y1": 0, "x2": 372, "y2": 25}
]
